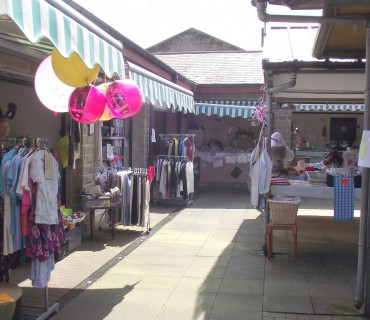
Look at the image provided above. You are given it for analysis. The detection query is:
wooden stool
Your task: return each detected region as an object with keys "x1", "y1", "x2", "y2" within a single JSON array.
[
  {"x1": 266, "y1": 222, "x2": 297, "y2": 260},
  {"x1": 0, "y1": 283, "x2": 22, "y2": 320}
]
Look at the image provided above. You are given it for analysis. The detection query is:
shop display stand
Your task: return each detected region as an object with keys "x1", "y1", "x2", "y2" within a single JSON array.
[{"x1": 101, "y1": 119, "x2": 126, "y2": 168}]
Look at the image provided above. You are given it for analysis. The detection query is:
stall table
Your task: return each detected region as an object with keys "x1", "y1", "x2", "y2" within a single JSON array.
[
  {"x1": 81, "y1": 195, "x2": 122, "y2": 239},
  {"x1": 270, "y1": 184, "x2": 362, "y2": 199}
]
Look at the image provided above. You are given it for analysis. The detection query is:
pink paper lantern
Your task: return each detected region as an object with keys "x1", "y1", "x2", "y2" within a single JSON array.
[
  {"x1": 106, "y1": 80, "x2": 142, "y2": 119},
  {"x1": 68, "y1": 85, "x2": 106, "y2": 123}
]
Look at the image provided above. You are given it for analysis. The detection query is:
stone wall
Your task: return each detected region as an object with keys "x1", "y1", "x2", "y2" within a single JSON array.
[
  {"x1": 65, "y1": 124, "x2": 96, "y2": 211},
  {"x1": 272, "y1": 105, "x2": 293, "y2": 147},
  {"x1": 132, "y1": 103, "x2": 150, "y2": 168}
]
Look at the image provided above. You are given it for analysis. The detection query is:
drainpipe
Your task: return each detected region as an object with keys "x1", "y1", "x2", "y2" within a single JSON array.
[
  {"x1": 266, "y1": 71, "x2": 297, "y2": 145},
  {"x1": 253, "y1": 0, "x2": 370, "y2": 311}
]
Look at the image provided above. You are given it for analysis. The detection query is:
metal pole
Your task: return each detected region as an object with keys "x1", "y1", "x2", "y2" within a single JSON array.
[{"x1": 355, "y1": 26, "x2": 370, "y2": 313}]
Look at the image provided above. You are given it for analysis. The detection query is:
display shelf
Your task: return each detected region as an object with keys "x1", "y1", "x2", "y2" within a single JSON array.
[{"x1": 101, "y1": 119, "x2": 126, "y2": 168}]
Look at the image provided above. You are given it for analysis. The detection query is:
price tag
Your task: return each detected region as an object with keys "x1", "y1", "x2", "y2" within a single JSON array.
[{"x1": 44, "y1": 151, "x2": 52, "y2": 180}]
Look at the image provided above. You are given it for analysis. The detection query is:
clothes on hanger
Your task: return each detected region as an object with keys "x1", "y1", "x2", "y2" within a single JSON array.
[
  {"x1": 0, "y1": 139, "x2": 65, "y2": 288},
  {"x1": 159, "y1": 134, "x2": 196, "y2": 161},
  {"x1": 154, "y1": 156, "x2": 194, "y2": 201}
]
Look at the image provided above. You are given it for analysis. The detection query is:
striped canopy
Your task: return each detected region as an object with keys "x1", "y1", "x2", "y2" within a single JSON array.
[
  {"x1": 295, "y1": 104, "x2": 364, "y2": 112},
  {"x1": 129, "y1": 63, "x2": 194, "y2": 113},
  {"x1": 0, "y1": 0, "x2": 124, "y2": 79},
  {"x1": 195, "y1": 100, "x2": 256, "y2": 118}
]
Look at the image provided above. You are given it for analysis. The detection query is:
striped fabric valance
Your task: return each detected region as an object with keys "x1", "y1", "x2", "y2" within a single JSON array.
[
  {"x1": 194, "y1": 100, "x2": 256, "y2": 118},
  {"x1": 128, "y1": 63, "x2": 194, "y2": 113},
  {"x1": 0, "y1": 0, "x2": 124, "y2": 79},
  {"x1": 295, "y1": 104, "x2": 365, "y2": 112}
]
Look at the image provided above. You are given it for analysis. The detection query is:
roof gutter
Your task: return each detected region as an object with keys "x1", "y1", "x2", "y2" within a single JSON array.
[
  {"x1": 263, "y1": 60, "x2": 365, "y2": 72},
  {"x1": 253, "y1": 0, "x2": 370, "y2": 311},
  {"x1": 254, "y1": 0, "x2": 368, "y2": 25}
]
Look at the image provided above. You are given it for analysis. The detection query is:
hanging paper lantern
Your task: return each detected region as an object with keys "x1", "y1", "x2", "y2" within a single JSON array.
[
  {"x1": 68, "y1": 85, "x2": 106, "y2": 123},
  {"x1": 97, "y1": 83, "x2": 115, "y2": 121},
  {"x1": 34, "y1": 56, "x2": 74, "y2": 112},
  {"x1": 51, "y1": 48, "x2": 100, "y2": 88},
  {"x1": 106, "y1": 79, "x2": 142, "y2": 119}
]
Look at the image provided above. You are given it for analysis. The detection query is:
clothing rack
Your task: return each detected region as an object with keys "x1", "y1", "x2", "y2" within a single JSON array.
[
  {"x1": 154, "y1": 155, "x2": 194, "y2": 207},
  {"x1": 0, "y1": 136, "x2": 60, "y2": 319},
  {"x1": 94, "y1": 167, "x2": 151, "y2": 234},
  {"x1": 157, "y1": 155, "x2": 188, "y2": 160},
  {"x1": 159, "y1": 134, "x2": 196, "y2": 138}
]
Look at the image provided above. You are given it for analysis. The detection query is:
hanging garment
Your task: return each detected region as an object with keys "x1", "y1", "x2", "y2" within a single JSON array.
[
  {"x1": 258, "y1": 140, "x2": 272, "y2": 194},
  {"x1": 140, "y1": 178, "x2": 150, "y2": 228},
  {"x1": 334, "y1": 175, "x2": 354, "y2": 220},
  {"x1": 249, "y1": 140, "x2": 272, "y2": 207},
  {"x1": 30, "y1": 254, "x2": 55, "y2": 288},
  {"x1": 29, "y1": 150, "x2": 60, "y2": 225},
  {"x1": 124, "y1": 174, "x2": 131, "y2": 226}
]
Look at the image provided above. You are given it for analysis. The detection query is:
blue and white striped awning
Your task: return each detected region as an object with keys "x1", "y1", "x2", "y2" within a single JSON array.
[
  {"x1": 0, "y1": 0, "x2": 124, "y2": 79},
  {"x1": 295, "y1": 104, "x2": 365, "y2": 112},
  {"x1": 128, "y1": 63, "x2": 194, "y2": 113},
  {"x1": 195, "y1": 100, "x2": 256, "y2": 118}
]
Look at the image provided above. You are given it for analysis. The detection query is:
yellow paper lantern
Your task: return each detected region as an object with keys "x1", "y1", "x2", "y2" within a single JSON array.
[
  {"x1": 97, "y1": 83, "x2": 115, "y2": 121},
  {"x1": 51, "y1": 48, "x2": 100, "y2": 88}
]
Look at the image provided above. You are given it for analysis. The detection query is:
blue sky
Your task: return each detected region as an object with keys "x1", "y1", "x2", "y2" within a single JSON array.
[{"x1": 74, "y1": 0, "x2": 321, "y2": 50}]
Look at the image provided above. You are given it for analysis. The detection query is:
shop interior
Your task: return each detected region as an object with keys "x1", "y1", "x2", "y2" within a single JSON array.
[{"x1": 292, "y1": 112, "x2": 363, "y2": 151}]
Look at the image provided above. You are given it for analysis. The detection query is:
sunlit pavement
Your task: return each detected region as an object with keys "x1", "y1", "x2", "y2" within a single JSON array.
[{"x1": 12, "y1": 187, "x2": 368, "y2": 320}]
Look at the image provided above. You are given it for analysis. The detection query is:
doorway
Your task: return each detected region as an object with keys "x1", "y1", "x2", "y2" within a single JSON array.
[{"x1": 330, "y1": 117, "x2": 357, "y2": 147}]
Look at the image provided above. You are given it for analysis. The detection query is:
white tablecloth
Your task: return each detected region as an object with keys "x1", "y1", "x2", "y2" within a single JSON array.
[{"x1": 270, "y1": 185, "x2": 362, "y2": 200}]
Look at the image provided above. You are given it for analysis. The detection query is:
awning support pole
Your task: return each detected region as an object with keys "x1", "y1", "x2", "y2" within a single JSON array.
[{"x1": 354, "y1": 26, "x2": 370, "y2": 312}]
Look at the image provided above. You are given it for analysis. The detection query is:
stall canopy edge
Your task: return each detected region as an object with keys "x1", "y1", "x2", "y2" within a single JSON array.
[
  {"x1": 194, "y1": 100, "x2": 256, "y2": 118},
  {"x1": 0, "y1": 0, "x2": 125, "y2": 79},
  {"x1": 128, "y1": 62, "x2": 194, "y2": 114}
]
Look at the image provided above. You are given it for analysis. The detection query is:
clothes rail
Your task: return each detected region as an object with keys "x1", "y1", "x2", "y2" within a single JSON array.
[
  {"x1": 159, "y1": 134, "x2": 195, "y2": 138},
  {"x1": 157, "y1": 155, "x2": 188, "y2": 159}
]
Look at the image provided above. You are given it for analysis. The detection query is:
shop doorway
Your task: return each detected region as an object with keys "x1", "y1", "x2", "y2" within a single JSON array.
[{"x1": 330, "y1": 117, "x2": 357, "y2": 147}]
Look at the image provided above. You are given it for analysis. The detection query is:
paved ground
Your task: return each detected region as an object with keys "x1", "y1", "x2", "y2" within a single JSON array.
[{"x1": 8, "y1": 187, "x2": 369, "y2": 319}]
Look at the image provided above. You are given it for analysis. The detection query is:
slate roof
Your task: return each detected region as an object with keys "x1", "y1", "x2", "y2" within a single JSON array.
[
  {"x1": 154, "y1": 51, "x2": 264, "y2": 85},
  {"x1": 147, "y1": 28, "x2": 244, "y2": 53}
]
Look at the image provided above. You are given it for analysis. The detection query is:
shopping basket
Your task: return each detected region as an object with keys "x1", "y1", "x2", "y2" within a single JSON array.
[{"x1": 267, "y1": 197, "x2": 301, "y2": 224}]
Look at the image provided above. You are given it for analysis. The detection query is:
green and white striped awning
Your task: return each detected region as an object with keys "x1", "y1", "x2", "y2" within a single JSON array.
[
  {"x1": 128, "y1": 62, "x2": 194, "y2": 113},
  {"x1": 195, "y1": 100, "x2": 256, "y2": 118},
  {"x1": 295, "y1": 104, "x2": 365, "y2": 112},
  {"x1": 0, "y1": 0, "x2": 124, "y2": 79}
]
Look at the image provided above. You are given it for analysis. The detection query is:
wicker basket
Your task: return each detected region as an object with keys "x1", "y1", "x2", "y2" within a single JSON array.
[{"x1": 268, "y1": 197, "x2": 301, "y2": 224}]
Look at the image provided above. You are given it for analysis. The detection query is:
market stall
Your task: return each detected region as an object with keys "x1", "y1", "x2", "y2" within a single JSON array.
[{"x1": 196, "y1": 151, "x2": 251, "y2": 186}]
